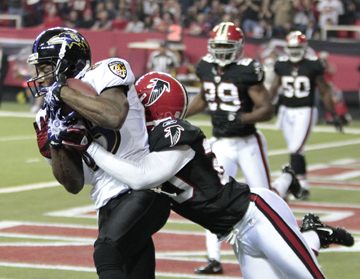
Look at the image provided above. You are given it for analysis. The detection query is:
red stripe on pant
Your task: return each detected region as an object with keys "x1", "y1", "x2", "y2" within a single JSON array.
[
  {"x1": 254, "y1": 131, "x2": 272, "y2": 190},
  {"x1": 250, "y1": 193, "x2": 325, "y2": 279}
]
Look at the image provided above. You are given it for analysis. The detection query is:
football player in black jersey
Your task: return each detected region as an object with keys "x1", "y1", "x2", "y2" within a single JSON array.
[
  {"x1": 57, "y1": 72, "x2": 353, "y2": 279},
  {"x1": 269, "y1": 31, "x2": 343, "y2": 201},
  {"x1": 185, "y1": 22, "x2": 308, "y2": 273}
]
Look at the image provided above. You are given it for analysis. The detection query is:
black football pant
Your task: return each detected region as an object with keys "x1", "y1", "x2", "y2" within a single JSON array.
[{"x1": 93, "y1": 189, "x2": 170, "y2": 279}]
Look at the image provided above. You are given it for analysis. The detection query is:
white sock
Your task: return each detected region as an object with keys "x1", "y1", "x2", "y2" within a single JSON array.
[
  {"x1": 271, "y1": 172, "x2": 292, "y2": 199},
  {"x1": 302, "y1": 230, "x2": 321, "y2": 253}
]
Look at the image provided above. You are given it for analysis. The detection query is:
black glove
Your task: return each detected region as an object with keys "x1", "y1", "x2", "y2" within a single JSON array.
[
  {"x1": 212, "y1": 110, "x2": 244, "y2": 130},
  {"x1": 331, "y1": 111, "x2": 344, "y2": 133},
  {"x1": 59, "y1": 127, "x2": 92, "y2": 152}
]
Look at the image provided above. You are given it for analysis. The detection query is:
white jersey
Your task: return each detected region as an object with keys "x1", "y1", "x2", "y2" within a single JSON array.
[
  {"x1": 147, "y1": 50, "x2": 179, "y2": 73},
  {"x1": 81, "y1": 58, "x2": 149, "y2": 209},
  {"x1": 317, "y1": 0, "x2": 344, "y2": 28}
]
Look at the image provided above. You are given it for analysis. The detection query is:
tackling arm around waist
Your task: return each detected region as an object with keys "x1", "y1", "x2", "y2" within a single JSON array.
[{"x1": 86, "y1": 142, "x2": 195, "y2": 189}]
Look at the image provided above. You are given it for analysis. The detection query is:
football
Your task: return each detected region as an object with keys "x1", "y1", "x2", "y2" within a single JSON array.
[{"x1": 62, "y1": 78, "x2": 98, "y2": 118}]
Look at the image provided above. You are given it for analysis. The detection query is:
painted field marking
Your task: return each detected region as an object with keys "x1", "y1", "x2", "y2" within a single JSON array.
[
  {"x1": 6, "y1": 136, "x2": 358, "y2": 160},
  {"x1": 0, "y1": 111, "x2": 358, "y2": 135},
  {"x1": 156, "y1": 272, "x2": 241, "y2": 279},
  {"x1": 45, "y1": 205, "x2": 97, "y2": 218},
  {"x1": 189, "y1": 120, "x2": 360, "y2": 134},
  {"x1": 328, "y1": 170, "x2": 360, "y2": 180},
  {"x1": 267, "y1": 138, "x2": 360, "y2": 156},
  {"x1": 45, "y1": 202, "x2": 358, "y2": 226},
  {"x1": 0, "y1": 262, "x2": 95, "y2": 272},
  {"x1": 0, "y1": 135, "x2": 34, "y2": 142},
  {"x1": 0, "y1": 262, "x2": 241, "y2": 279},
  {"x1": 0, "y1": 219, "x2": 357, "y2": 276},
  {"x1": 290, "y1": 207, "x2": 354, "y2": 222},
  {"x1": 0, "y1": 111, "x2": 35, "y2": 118},
  {"x1": 0, "y1": 181, "x2": 60, "y2": 194}
]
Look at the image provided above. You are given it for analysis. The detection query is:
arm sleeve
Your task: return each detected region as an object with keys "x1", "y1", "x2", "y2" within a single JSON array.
[{"x1": 86, "y1": 142, "x2": 195, "y2": 190}]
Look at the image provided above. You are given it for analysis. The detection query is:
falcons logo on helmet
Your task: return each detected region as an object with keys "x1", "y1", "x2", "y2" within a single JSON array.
[
  {"x1": 145, "y1": 78, "x2": 170, "y2": 106},
  {"x1": 164, "y1": 124, "x2": 185, "y2": 147}
]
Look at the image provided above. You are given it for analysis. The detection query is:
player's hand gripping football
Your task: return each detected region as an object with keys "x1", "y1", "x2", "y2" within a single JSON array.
[
  {"x1": 42, "y1": 73, "x2": 67, "y2": 109},
  {"x1": 58, "y1": 127, "x2": 92, "y2": 153},
  {"x1": 47, "y1": 108, "x2": 77, "y2": 149}
]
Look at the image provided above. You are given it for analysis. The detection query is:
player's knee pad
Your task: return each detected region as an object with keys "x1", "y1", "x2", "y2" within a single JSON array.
[
  {"x1": 290, "y1": 153, "x2": 306, "y2": 175},
  {"x1": 93, "y1": 239, "x2": 124, "y2": 276}
]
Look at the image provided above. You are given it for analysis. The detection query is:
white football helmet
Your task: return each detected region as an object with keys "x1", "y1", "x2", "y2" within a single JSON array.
[
  {"x1": 284, "y1": 31, "x2": 308, "y2": 63},
  {"x1": 208, "y1": 22, "x2": 244, "y2": 67}
]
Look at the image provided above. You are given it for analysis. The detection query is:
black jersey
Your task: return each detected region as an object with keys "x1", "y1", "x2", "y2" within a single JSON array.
[
  {"x1": 149, "y1": 119, "x2": 251, "y2": 237},
  {"x1": 274, "y1": 55, "x2": 325, "y2": 108},
  {"x1": 195, "y1": 54, "x2": 264, "y2": 138}
]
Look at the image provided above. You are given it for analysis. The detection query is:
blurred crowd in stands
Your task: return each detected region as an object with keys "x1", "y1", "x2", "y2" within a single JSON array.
[{"x1": 1, "y1": 0, "x2": 360, "y2": 40}]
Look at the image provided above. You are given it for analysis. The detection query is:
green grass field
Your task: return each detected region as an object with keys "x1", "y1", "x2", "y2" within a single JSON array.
[{"x1": 0, "y1": 101, "x2": 359, "y2": 279}]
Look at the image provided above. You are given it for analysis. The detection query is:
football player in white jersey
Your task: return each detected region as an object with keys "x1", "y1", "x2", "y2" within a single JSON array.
[
  {"x1": 185, "y1": 22, "x2": 308, "y2": 274},
  {"x1": 55, "y1": 72, "x2": 354, "y2": 279},
  {"x1": 29, "y1": 27, "x2": 170, "y2": 279},
  {"x1": 269, "y1": 31, "x2": 343, "y2": 201}
]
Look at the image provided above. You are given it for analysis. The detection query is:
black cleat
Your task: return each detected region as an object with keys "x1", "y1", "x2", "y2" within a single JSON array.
[
  {"x1": 194, "y1": 258, "x2": 223, "y2": 274},
  {"x1": 282, "y1": 164, "x2": 310, "y2": 200},
  {"x1": 300, "y1": 213, "x2": 355, "y2": 248}
]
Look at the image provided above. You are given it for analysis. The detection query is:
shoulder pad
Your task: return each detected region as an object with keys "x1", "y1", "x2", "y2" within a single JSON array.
[
  {"x1": 304, "y1": 53, "x2": 318, "y2": 61},
  {"x1": 237, "y1": 57, "x2": 254, "y2": 66},
  {"x1": 149, "y1": 119, "x2": 205, "y2": 152},
  {"x1": 237, "y1": 58, "x2": 264, "y2": 82},
  {"x1": 202, "y1": 54, "x2": 214, "y2": 63},
  {"x1": 277, "y1": 55, "x2": 289, "y2": 62}
]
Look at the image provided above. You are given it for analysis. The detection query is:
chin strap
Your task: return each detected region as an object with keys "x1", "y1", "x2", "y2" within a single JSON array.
[
  {"x1": 75, "y1": 60, "x2": 91, "y2": 79},
  {"x1": 151, "y1": 186, "x2": 177, "y2": 197}
]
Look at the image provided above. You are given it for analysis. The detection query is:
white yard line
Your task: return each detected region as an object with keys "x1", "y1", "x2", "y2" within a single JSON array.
[
  {"x1": 189, "y1": 119, "x2": 360, "y2": 134},
  {"x1": 0, "y1": 182, "x2": 60, "y2": 193},
  {"x1": 2, "y1": 111, "x2": 360, "y2": 134},
  {"x1": 268, "y1": 138, "x2": 360, "y2": 156},
  {"x1": 0, "y1": 262, "x2": 95, "y2": 272},
  {"x1": 2, "y1": 135, "x2": 360, "y2": 158},
  {"x1": 0, "y1": 135, "x2": 34, "y2": 141},
  {"x1": 0, "y1": 111, "x2": 36, "y2": 118},
  {"x1": 0, "y1": 262, "x2": 241, "y2": 278}
]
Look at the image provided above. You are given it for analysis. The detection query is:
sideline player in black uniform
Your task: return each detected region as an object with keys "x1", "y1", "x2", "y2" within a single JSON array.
[
  {"x1": 57, "y1": 72, "x2": 354, "y2": 279},
  {"x1": 185, "y1": 21, "x2": 307, "y2": 273},
  {"x1": 269, "y1": 31, "x2": 343, "y2": 200}
]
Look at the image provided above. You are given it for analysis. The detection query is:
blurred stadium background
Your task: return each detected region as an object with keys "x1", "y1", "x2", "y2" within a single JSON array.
[{"x1": 0, "y1": 14, "x2": 360, "y2": 278}]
